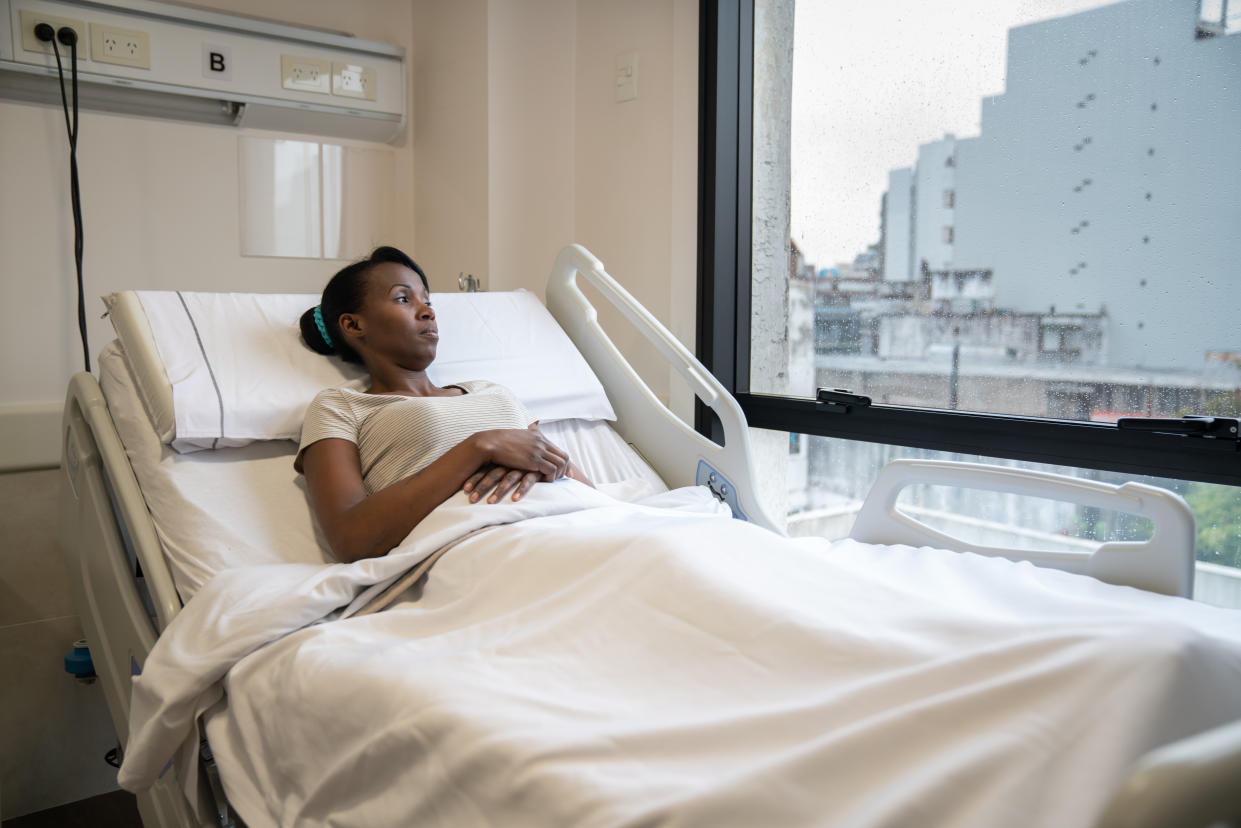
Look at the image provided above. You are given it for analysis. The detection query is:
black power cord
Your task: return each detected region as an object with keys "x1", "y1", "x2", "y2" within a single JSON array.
[{"x1": 36, "y1": 22, "x2": 90, "y2": 373}]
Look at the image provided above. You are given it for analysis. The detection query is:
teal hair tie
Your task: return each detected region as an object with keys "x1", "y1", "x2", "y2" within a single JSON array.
[{"x1": 313, "y1": 305, "x2": 334, "y2": 349}]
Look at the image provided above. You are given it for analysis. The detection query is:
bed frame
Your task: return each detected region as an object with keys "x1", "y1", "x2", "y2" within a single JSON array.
[{"x1": 58, "y1": 243, "x2": 1241, "y2": 827}]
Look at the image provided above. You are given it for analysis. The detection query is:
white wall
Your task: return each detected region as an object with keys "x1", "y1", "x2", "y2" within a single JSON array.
[
  {"x1": 912, "y1": 135, "x2": 956, "y2": 272},
  {"x1": 952, "y1": 0, "x2": 1241, "y2": 370},
  {"x1": 750, "y1": 0, "x2": 796, "y2": 525},
  {"x1": 882, "y1": 167, "x2": 913, "y2": 282}
]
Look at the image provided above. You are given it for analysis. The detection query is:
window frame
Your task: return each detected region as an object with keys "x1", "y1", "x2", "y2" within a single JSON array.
[{"x1": 696, "y1": 0, "x2": 1240, "y2": 487}]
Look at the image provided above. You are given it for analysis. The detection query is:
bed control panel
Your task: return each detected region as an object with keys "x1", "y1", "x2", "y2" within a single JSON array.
[{"x1": 696, "y1": 460, "x2": 748, "y2": 521}]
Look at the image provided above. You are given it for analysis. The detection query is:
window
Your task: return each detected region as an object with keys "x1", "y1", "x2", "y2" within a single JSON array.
[
  {"x1": 1197, "y1": 0, "x2": 1241, "y2": 36},
  {"x1": 698, "y1": 1, "x2": 1241, "y2": 598}
]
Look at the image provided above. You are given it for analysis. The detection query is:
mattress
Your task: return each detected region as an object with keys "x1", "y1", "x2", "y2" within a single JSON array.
[{"x1": 97, "y1": 340, "x2": 667, "y2": 604}]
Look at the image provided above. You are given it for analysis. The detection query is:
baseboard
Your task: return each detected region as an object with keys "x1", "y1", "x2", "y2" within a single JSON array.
[{"x1": 0, "y1": 401, "x2": 61, "y2": 472}]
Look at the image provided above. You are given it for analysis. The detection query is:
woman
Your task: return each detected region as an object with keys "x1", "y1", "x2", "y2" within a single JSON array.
[{"x1": 297, "y1": 246, "x2": 591, "y2": 563}]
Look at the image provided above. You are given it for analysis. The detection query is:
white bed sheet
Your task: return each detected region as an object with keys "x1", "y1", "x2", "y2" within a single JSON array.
[
  {"x1": 116, "y1": 478, "x2": 1241, "y2": 828},
  {"x1": 98, "y1": 341, "x2": 666, "y2": 603}
]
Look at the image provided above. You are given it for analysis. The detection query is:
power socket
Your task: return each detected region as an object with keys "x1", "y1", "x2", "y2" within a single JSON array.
[
  {"x1": 281, "y1": 54, "x2": 331, "y2": 94},
  {"x1": 331, "y1": 62, "x2": 377, "y2": 101},
  {"x1": 19, "y1": 9, "x2": 86, "y2": 57},
  {"x1": 90, "y1": 23, "x2": 151, "y2": 70}
]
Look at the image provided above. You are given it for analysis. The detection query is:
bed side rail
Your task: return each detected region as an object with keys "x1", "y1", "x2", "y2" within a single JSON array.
[
  {"x1": 63, "y1": 372, "x2": 183, "y2": 628},
  {"x1": 545, "y1": 244, "x2": 780, "y2": 532},
  {"x1": 1096, "y1": 717, "x2": 1241, "y2": 828},
  {"x1": 61, "y1": 373, "x2": 160, "y2": 743},
  {"x1": 61, "y1": 372, "x2": 214, "y2": 827},
  {"x1": 849, "y1": 459, "x2": 1195, "y2": 598}
]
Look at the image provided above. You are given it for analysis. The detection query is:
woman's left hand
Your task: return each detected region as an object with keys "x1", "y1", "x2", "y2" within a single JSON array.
[{"x1": 463, "y1": 464, "x2": 543, "y2": 504}]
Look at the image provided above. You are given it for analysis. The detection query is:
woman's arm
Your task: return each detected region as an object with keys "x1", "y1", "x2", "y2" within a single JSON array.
[{"x1": 302, "y1": 428, "x2": 570, "y2": 563}]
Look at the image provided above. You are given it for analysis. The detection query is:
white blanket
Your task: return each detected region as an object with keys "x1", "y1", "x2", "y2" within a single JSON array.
[{"x1": 121, "y1": 483, "x2": 1241, "y2": 828}]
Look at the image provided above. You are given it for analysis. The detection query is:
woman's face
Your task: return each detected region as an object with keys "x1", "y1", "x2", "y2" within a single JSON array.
[{"x1": 348, "y1": 262, "x2": 438, "y2": 370}]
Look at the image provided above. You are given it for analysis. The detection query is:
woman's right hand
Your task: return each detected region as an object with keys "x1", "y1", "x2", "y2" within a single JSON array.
[{"x1": 472, "y1": 428, "x2": 570, "y2": 483}]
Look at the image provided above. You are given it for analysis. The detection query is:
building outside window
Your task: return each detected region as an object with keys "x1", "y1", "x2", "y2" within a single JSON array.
[{"x1": 704, "y1": 0, "x2": 1241, "y2": 607}]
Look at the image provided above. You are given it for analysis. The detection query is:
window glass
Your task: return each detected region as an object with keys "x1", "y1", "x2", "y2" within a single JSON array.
[
  {"x1": 768, "y1": 429, "x2": 1241, "y2": 608},
  {"x1": 753, "y1": 0, "x2": 1241, "y2": 423}
]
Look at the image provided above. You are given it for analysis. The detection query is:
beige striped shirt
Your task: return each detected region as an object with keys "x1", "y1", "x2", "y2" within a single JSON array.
[{"x1": 296, "y1": 382, "x2": 535, "y2": 493}]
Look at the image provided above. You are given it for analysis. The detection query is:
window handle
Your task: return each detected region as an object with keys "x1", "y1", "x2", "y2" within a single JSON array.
[
  {"x1": 817, "y1": 387, "x2": 872, "y2": 412},
  {"x1": 1117, "y1": 416, "x2": 1239, "y2": 441}
]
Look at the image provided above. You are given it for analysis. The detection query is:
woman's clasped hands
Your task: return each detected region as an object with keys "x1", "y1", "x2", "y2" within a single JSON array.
[{"x1": 463, "y1": 427, "x2": 571, "y2": 504}]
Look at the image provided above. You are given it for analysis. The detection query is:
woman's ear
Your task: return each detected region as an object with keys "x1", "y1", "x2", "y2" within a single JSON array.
[{"x1": 339, "y1": 313, "x2": 365, "y2": 343}]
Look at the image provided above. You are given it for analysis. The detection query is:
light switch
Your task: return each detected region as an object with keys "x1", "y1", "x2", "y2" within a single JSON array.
[{"x1": 615, "y1": 51, "x2": 638, "y2": 103}]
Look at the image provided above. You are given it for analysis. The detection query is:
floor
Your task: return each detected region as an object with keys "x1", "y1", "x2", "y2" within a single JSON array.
[{"x1": 1, "y1": 790, "x2": 141, "y2": 828}]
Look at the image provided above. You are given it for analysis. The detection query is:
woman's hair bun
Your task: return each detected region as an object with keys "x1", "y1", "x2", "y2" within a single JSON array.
[{"x1": 299, "y1": 306, "x2": 336, "y2": 355}]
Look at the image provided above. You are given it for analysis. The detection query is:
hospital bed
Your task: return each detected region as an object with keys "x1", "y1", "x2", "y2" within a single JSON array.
[{"x1": 58, "y1": 244, "x2": 1241, "y2": 827}]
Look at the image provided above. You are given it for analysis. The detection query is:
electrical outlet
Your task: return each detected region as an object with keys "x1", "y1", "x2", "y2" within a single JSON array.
[
  {"x1": 281, "y1": 54, "x2": 331, "y2": 94},
  {"x1": 331, "y1": 62, "x2": 377, "y2": 101},
  {"x1": 90, "y1": 23, "x2": 150, "y2": 69},
  {"x1": 18, "y1": 10, "x2": 87, "y2": 57}
]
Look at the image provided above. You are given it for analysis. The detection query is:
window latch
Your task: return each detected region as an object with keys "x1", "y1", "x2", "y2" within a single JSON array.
[
  {"x1": 817, "y1": 387, "x2": 872, "y2": 413},
  {"x1": 1117, "y1": 415, "x2": 1240, "y2": 443}
]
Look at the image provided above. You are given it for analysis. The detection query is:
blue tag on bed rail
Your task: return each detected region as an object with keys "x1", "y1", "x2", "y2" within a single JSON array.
[{"x1": 696, "y1": 460, "x2": 748, "y2": 522}]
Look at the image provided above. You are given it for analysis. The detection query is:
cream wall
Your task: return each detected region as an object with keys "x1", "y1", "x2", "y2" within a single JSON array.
[
  {"x1": 0, "y1": 0, "x2": 700, "y2": 449},
  {"x1": 413, "y1": 0, "x2": 699, "y2": 412},
  {"x1": 487, "y1": 0, "x2": 577, "y2": 294},
  {"x1": 0, "y1": 0, "x2": 417, "y2": 466},
  {"x1": 573, "y1": 0, "x2": 699, "y2": 413},
  {"x1": 0, "y1": 0, "x2": 414, "y2": 817},
  {"x1": 0, "y1": 0, "x2": 699, "y2": 816},
  {"x1": 410, "y1": 0, "x2": 490, "y2": 291}
]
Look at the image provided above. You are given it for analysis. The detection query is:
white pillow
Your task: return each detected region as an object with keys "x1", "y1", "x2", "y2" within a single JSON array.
[{"x1": 106, "y1": 288, "x2": 615, "y2": 453}]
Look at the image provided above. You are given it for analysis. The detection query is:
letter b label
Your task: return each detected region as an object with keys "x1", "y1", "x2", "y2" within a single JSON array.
[{"x1": 202, "y1": 44, "x2": 232, "y2": 80}]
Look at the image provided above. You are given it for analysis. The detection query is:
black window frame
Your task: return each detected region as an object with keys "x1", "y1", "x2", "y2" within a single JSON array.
[{"x1": 696, "y1": 0, "x2": 1240, "y2": 488}]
